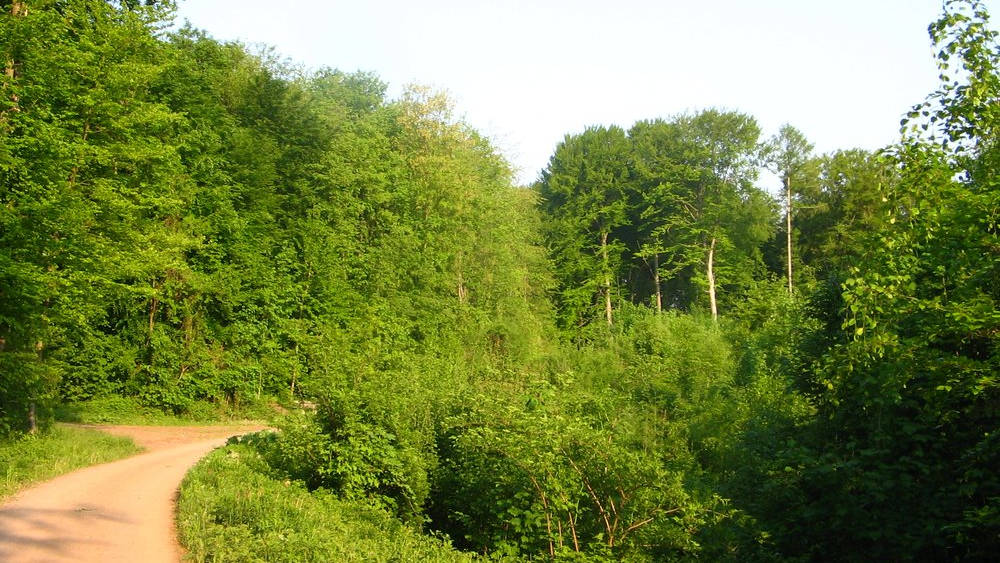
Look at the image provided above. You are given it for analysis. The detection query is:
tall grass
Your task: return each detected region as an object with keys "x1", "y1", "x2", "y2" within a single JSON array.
[
  {"x1": 178, "y1": 442, "x2": 479, "y2": 563},
  {"x1": 54, "y1": 395, "x2": 278, "y2": 425},
  {"x1": 0, "y1": 424, "x2": 141, "y2": 499}
]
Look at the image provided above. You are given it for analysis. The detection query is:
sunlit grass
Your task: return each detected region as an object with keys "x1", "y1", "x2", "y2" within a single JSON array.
[
  {"x1": 179, "y1": 441, "x2": 479, "y2": 563},
  {"x1": 0, "y1": 424, "x2": 141, "y2": 500},
  {"x1": 54, "y1": 395, "x2": 277, "y2": 426}
]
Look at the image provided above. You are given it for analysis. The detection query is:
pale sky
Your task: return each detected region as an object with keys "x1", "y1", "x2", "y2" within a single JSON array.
[{"x1": 173, "y1": 0, "x2": 1000, "y2": 186}]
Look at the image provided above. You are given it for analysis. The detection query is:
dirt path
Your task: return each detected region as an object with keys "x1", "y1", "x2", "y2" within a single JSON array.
[{"x1": 0, "y1": 424, "x2": 265, "y2": 563}]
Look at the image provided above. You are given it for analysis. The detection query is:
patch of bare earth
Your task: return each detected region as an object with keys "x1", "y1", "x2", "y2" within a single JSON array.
[{"x1": 0, "y1": 424, "x2": 265, "y2": 563}]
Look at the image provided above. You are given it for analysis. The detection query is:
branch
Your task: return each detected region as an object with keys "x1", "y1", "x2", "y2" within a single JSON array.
[
  {"x1": 565, "y1": 453, "x2": 615, "y2": 546},
  {"x1": 528, "y1": 474, "x2": 555, "y2": 557},
  {"x1": 620, "y1": 506, "x2": 683, "y2": 541}
]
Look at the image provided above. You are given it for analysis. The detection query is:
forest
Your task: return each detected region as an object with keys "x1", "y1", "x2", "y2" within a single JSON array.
[{"x1": 0, "y1": 0, "x2": 997, "y2": 560}]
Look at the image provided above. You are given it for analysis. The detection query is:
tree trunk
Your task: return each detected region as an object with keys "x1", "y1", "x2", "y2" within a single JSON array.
[
  {"x1": 290, "y1": 342, "x2": 298, "y2": 397},
  {"x1": 456, "y1": 253, "x2": 467, "y2": 304},
  {"x1": 2, "y1": 2, "x2": 26, "y2": 123},
  {"x1": 29, "y1": 339, "x2": 43, "y2": 434},
  {"x1": 786, "y1": 175, "x2": 793, "y2": 294},
  {"x1": 601, "y1": 231, "x2": 612, "y2": 325},
  {"x1": 147, "y1": 280, "x2": 159, "y2": 346},
  {"x1": 707, "y1": 238, "x2": 718, "y2": 322},
  {"x1": 653, "y1": 253, "x2": 662, "y2": 313}
]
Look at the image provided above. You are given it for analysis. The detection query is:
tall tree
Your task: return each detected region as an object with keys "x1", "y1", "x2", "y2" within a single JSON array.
[
  {"x1": 627, "y1": 111, "x2": 770, "y2": 321},
  {"x1": 766, "y1": 125, "x2": 814, "y2": 294},
  {"x1": 537, "y1": 126, "x2": 631, "y2": 329}
]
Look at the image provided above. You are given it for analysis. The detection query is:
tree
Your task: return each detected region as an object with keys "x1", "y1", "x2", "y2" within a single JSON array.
[
  {"x1": 779, "y1": 2, "x2": 1000, "y2": 558},
  {"x1": 537, "y1": 126, "x2": 631, "y2": 329},
  {"x1": 793, "y1": 149, "x2": 894, "y2": 279},
  {"x1": 765, "y1": 124, "x2": 814, "y2": 294},
  {"x1": 627, "y1": 118, "x2": 690, "y2": 314},
  {"x1": 627, "y1": 111, "x2": 770, "y2": 321}
]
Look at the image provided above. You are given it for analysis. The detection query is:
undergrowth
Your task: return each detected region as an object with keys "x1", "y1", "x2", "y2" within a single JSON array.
[
  {"x1": 54, "y1": 395, "x2": 279, "y2": 426},
  {"x1": 177, "y1": 441, "x2": 478, "y2": 563}
]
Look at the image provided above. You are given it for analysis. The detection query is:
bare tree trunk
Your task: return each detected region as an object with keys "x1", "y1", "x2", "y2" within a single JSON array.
[
  {"x1": 601, "y1": 231, "x2": 612, "y2": 325},
  {"x1": 147, "y1": 282, "x2": 159, "y2": 346},
  {"x1": 567, "y1": 509, "x2": 580, "y2": 552},
  {"x1": 707, "y1": 238, "x2": 718, "y2": 322},
  {"x1": 786, "y1": 175, "x2": 793, "y2": 294},
  {"x1": 653, "y1": 253, "x2": 662, "y2": 313}
]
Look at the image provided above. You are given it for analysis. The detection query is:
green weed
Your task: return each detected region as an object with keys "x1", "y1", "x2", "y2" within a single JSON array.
[
  {"x1": 178, "y1": 442, "x2": 478, "y2": 562},
  {"x1": 54, "y1": 395, "x2": 277, "y2": 426}
]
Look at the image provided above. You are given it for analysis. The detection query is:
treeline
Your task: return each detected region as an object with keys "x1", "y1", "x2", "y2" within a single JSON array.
[
  {"x1": 0, "y1": 0, "x2": 550, "y2": 431},
  {"x1": 529, "y1": 2, "x2": 999, "y2": 556},
  {"x1": 536, "y1": 113, "x2": 891, "y2": 331},
  {"x1": 1, "y1": 0, "x2": 998, "y2": 561}
]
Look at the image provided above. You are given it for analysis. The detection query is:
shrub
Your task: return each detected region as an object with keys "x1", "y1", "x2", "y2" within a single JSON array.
[
  {"x1": 249, "y1": 393, "x2": 428, "y2": 523},
  {"x1": 178, "y1": 442, "x2": 476, "y2": 562},
  {"x1": 429, "y1": 380, "x2": 714, "y2": 560}
]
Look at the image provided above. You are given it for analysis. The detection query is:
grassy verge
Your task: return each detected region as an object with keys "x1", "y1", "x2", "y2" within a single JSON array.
[
  {"x1": 178, "y1": 442, "x2": 477, "y2": 563},
  {"x1": 0, "y1": 424, "x2": 141, "y2": 499},
  {"x1": 54, "y1": 395, "x2": 278, "y2": 426}
]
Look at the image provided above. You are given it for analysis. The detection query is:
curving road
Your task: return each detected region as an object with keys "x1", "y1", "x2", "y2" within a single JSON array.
[{"x1": 0, "y1": 424, "x2": 263, "y2": 563}]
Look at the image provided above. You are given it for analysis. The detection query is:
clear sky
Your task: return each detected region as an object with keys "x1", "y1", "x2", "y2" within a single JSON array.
[{"x1": 173, "y1": 0, "x2": 999, "y2": 186}]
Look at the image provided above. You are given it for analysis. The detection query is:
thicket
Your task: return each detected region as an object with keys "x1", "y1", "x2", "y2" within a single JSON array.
[{"x1": 1, "y1": 0, "x2": 997, "y2": 561}]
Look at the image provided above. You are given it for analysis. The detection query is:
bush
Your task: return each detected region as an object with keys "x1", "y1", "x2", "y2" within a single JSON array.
[
  {"x1": 248, "y1": 394, "x2": 428, "y2": 523},
  {"x1": 178, "y1": 442, "x2": 476, "y2": 563},
  {"x1": 429, "y1": 379, "x2": 717, "y2": 560}
]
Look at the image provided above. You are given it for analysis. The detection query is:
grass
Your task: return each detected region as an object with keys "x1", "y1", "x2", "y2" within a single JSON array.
[
  {"x1": 54, "y1": 395, "x2": 278, "y2": 426},
  {"x1": 0, "y1": 424, "x2": 142, "y2": 499},
  {"x1": 178, "y1": 441, "x2": 479, "y2": 563}
]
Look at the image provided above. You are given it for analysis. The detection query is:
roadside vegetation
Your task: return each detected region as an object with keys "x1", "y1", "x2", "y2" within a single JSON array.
[
  {"x1": 54, "y1": 395, "x2": 277, "y2": 426},
  {"x1": 2, "y1": 0, "x2": 996, "y2": 561},
  {"x1": 0, "y1": 425, "x2": 140, "y2": 499},
  {"x1": 178, "y1": 441, "x2": 477, "y2": 563}
]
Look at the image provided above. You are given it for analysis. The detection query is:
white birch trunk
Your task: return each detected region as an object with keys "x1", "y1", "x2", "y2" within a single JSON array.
[
  {"x1": 708, "y1": 238, "x2": 718, "y2": 322},
  {"x1": 601, "y1": 231, "x2": 612, "y2": 325},
  {"x1": 786, "y1": 175, "x2": 793, "y2": 294}
]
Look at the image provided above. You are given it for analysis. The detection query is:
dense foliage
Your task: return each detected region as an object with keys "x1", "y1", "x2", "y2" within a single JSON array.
[
  {"x1": 179, "y1": 442, "x2": 477, "y2": 563},
  {"x1": 2, "y1": 0, "x2": 997, "y2": 560},
  {"x1": 0, "y1": 0, "x2": 550, "y2": 432}
]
